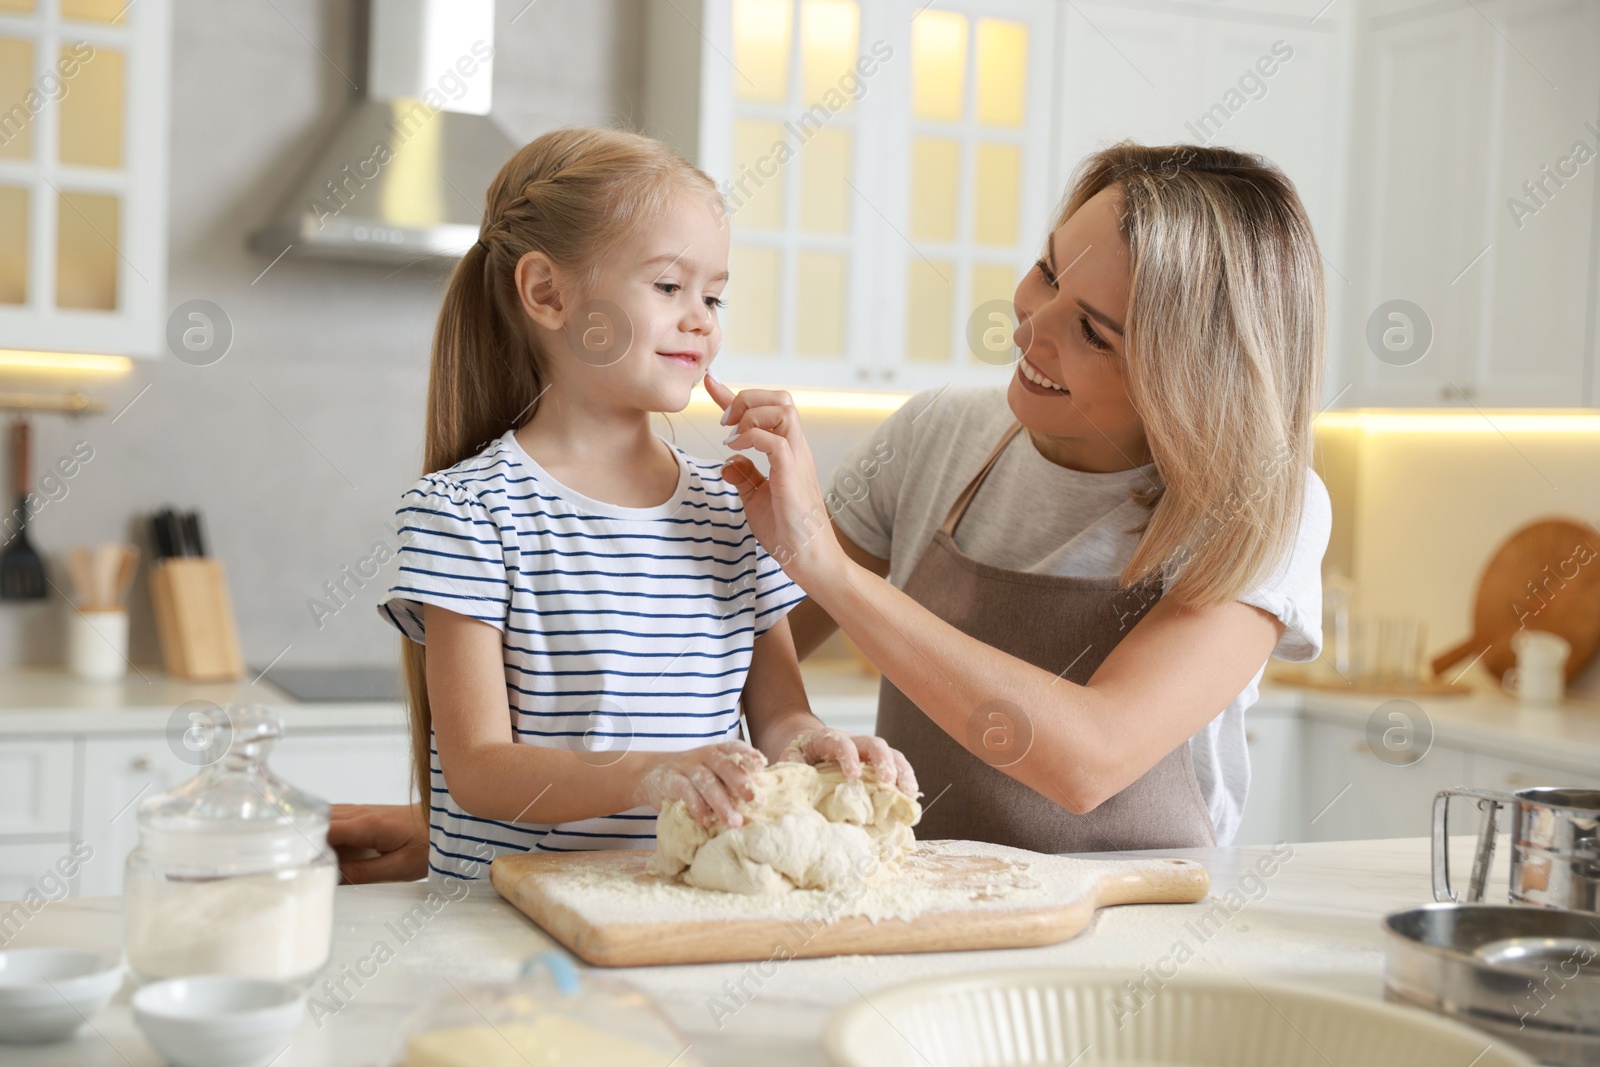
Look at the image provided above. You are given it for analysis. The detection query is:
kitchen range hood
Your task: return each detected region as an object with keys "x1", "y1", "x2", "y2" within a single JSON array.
[{"x1": 249, "y1": 0, "x2": 516, "y2": 266}]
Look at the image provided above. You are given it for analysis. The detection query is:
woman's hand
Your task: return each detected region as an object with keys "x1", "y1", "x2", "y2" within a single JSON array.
[
  {"x1": 629, "y1": 740, "x2": 768, "y2": 829},
  {"x1": 780, "y1": 726, "x2": 920, "y2": 798},
  {"x1": 703, "y1": 374, "x2": 846, "y2": 588},
  {"x1": 328, "y1": 802, "x2": 429, "y2": 884}
]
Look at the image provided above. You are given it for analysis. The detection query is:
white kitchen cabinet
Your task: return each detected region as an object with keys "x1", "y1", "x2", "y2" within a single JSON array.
[
  {"x1": 1343, "y1": 0, "x2": 1600, "y2": 407},
  {"x1": 1055, "y1": 0, "x2": 1352, "y2": 409},
  {"x1": 0, "y1": 0, "x2": 171, "y2": 358},
  {"x1": 74, "y1": 729, "x2": 414, "y2": 897},
  {"x1": 645, "y1": 0, "x2": 1059, "y2": 392},
  {"x1": 272, "y1": 730, "x2": 415, "y2": 807},
  {"x1": 648, "y1": 0, "x2": 1355, "y2": 397},
  {"x1": 1233, "y1": 706, "x2": 1301, "y2": 846},
  {"x1": 1299, "y1": 716, "x2": 1472, "y2": 841},
  {"x1": 0, "y1": 737, "x2": 74, "y2": 836},
  {"x1": 0, "y1": 840, "x2": 78, "y2": 903},
  {"x1": 77, "y1": 735, "x2": 193, "y2": 896},
  {"x1": 1470, "y1": 751, "x2": 1600, "y2": 794}
]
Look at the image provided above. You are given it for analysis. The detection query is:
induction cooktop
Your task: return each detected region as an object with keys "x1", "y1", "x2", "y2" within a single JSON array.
[{"x1": 252, "y1": 665, "x2": 402, "y2": 703}]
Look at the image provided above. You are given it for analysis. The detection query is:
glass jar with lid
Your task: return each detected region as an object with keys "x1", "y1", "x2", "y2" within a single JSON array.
[{"x1": 124, "y1": 703, "x2": 336, "y2": 987}]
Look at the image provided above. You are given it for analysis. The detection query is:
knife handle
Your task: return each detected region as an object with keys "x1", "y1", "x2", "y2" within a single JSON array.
[{"x1": 12, "y1": 419, "x2": 29, "y2": 497}]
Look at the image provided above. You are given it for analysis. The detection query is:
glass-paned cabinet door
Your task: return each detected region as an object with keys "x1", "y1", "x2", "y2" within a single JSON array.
[
  {"x1": 664, "y1": 0, "x2": 894, "y2": 389},
  {"x1": 876, "y1": 0, "x2": 1057, "y2": 391},
  {"x1": 0, "y1": 0, "x2": 169, "y2": 357}
]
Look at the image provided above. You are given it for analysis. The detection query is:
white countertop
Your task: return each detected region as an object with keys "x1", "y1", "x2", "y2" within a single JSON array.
[
  {"x1": 0, "y1": 667, "x2": 406, "y2": 733},
  {"x1": 0, "y1": 835, "x2": 1507, "y2": 1066},
  {"x1": 2, "y1": 662, "x2": 1596, "y2": 774}
]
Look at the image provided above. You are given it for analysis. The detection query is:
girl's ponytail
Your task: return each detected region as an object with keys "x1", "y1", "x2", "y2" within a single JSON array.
[{"x1": 402, "y1": 127, "x2": 719, "y2": 809}]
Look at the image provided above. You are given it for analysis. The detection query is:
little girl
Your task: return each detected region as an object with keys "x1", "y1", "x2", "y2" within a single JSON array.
[{"x1": 377, "y1": 127, "x2": 912, "y2": 882}]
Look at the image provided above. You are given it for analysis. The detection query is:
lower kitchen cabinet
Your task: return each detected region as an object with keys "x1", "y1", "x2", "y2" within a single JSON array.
[
  {"x1": 1301, "y1": 718, "x2": 1473, "y2": 842},
  {"x1": 0, "y1": 842, "x2": 81, "y2": 904},
  {"x1": 1236, "y1": 709, "x2": 1600, "y2": 845},
  {"x1": 0, "y1": 728, "x2": 415, "y2": 899},
  {"x1": 1470, "y1": 752, "x2": 1600, "y2": 794},
  {"x1": 1232, "y1": 707, "x2": 1301, "y2": 846},
  {"x1": 0, "y1": 740, "x2": 75, "y2": 837}
]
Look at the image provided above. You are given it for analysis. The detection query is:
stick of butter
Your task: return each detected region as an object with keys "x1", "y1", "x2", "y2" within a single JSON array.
[{"x1": 405, "y1": 1015, "x2": 677, "y2": 1067}]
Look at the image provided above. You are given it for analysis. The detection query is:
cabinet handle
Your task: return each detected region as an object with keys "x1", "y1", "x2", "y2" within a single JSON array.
[
  {"x1": 1506, "y1": 773, "x2": 1544, "y2": 787},
  {"x1": 131, "y1": 756, "x2": 151, "y2": 772},
  {"x1": 856, "y1": 368, "x2": 870, "y2": 380},
  {"x1": 1245, "y1": 732, "x2": 1257, "y2": 745}
]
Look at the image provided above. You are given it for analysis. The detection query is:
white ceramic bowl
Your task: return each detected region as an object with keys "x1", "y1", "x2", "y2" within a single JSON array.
[
  {"x1": 0, "y1": 948, "x2": 123, "y2": 1044},
  {"x1": 133, "y1": 976, "x2": 306, "y2": 1067},
  {"x1": 824, "y1": 968, "x2": 1538, "y2": 1067}
]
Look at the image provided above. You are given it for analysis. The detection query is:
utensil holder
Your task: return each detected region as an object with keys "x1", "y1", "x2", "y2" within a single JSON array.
[
  {"x1": 66, "y1": 609, "x2": 129, "y2": 680},
  {"x1": 148, "y1": 558, "x2": 243, "y2": 681}
]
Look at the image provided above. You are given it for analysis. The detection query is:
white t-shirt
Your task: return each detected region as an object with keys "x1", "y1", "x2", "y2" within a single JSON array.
[
  {"x1": 378, "y1": 430, "x2": 803, "y2": 880},
  {"x1": 827, "y1": 387, "x2": 1330, "y2": 845}
]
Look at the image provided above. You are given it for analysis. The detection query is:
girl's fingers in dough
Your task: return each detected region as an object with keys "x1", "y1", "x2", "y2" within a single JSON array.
[
  {"x1": 690, "y1": 765, "x2": 744, "y2": 827},
  {"x1": 707, "y1": 746, "x2": 759, "y2": 802},
  {"x1": 718, "y1": 739, "x2": 767, "y2": 774},
  {"x1": 666, "y1": 770, "x2": 716, "y2": 827}
]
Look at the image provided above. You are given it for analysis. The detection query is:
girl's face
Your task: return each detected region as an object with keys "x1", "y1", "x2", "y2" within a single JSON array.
[
  {"x1": 1007, "y1": 184, "x2": 1150, "y2": 470},
  {"x1": 538, "y1": 187, "x2": 730, "y2": 414}
]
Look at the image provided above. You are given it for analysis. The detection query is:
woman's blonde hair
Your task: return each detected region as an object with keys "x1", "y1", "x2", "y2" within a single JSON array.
[
  {"x1": 402, "y1": 126, "x2": 718, "y2": 806},
  {"x1": 1057, "y1": 142, "x2": 1324, "y2": 608}
]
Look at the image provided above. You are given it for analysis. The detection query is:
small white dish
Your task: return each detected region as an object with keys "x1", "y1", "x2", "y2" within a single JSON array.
[
  {"x1": 133, "y1": 976, "x2": 306, "y2": 1067},
  {"x1": 0, "y1": 948, "x2": 124, "y2": 1044}
]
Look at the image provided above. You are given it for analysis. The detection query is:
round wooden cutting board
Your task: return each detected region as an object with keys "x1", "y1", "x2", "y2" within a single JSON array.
[{"x1": 1430, "y1": 517, "x2": 1600, "y2": 682}]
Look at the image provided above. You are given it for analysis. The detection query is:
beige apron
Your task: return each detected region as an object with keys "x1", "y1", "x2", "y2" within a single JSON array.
[{"x1": 875, "y1": 422, "x2": 1217, "y2": 853}]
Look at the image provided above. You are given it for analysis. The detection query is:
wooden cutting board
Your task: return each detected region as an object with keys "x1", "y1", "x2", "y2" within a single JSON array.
[
  {"x1": 491, "y1": 839, "x2": 1210, "y2": 967},
  {"x1": 1431, "y1": 517, "x2": 1600, "y2": 682}
]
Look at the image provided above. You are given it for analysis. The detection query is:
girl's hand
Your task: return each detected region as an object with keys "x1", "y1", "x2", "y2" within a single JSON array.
[
  {"x1": 703, "y1": 374, "x2": 844, "y2": 587},
  {"x1": 328, "y1": 802, "x2": 429, "y2": 884},
  {"x1": 780, "y1": 726, "x2": 920, "y2": 799},
  {"x1": 630, "y1": 740, "x2": 768, "y2": 829}
]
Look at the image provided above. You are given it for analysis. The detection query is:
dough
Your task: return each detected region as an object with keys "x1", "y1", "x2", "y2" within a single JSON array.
[{"x1": 648, "y1": 761, "x2": 921, "y2": 895}]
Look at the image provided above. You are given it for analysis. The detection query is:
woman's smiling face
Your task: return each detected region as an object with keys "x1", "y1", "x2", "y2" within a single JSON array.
[{"x1": 1008, "y1": 184, "x2": 1151, "y2": 471}]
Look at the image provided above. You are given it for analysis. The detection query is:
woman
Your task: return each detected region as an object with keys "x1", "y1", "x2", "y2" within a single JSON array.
[{"x1": 331, "y1": 141, "x2": 1329, "y2": 880}]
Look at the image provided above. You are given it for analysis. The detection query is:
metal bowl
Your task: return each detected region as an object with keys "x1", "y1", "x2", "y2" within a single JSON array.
[{"x1": 1384, "y1": 903, "x2": 1600, "y2": 1066}]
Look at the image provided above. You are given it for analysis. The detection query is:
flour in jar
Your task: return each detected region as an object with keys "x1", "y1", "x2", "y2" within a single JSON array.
[{"x1": 124, "y1": 865, "x2": 336, "y2": 981}]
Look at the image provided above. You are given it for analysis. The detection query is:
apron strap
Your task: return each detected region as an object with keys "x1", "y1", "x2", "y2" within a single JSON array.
[{"x1": 938, "y1": 422, "x2": 1025, "y2": 538}]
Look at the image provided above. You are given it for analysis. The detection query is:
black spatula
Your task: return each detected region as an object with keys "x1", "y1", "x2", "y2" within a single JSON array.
[{"x1": 1, "y1": 418, "x2": 46, "y2": 600}]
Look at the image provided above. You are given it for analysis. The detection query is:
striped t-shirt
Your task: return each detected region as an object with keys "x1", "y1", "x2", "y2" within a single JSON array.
[{"x1": 377, "y1": 429, "x2": 803, "y2": 881}]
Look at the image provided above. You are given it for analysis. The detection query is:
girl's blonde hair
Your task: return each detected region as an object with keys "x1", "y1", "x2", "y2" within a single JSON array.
[
  {"x1": 1057, "y1": 142, "x2": 1324, "y2": 608},
  {"x1": 402, "y1": 126, "x2": 718, "y2": 806}
]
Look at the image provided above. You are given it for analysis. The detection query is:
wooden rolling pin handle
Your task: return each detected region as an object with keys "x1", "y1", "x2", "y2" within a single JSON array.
[{"x1": 1093, "y1": 860, "x2": 1210, "y2": 906}]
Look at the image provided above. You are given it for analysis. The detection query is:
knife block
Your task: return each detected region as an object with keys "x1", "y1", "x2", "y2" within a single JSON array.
[{"x1": 148, "y1": 558, "x2": 243, "y2": 681}]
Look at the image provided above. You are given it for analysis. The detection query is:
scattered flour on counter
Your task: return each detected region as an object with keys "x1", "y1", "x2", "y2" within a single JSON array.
[{"x1": 544, "y1": 840, "x2": 1192, "y2": 927}]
